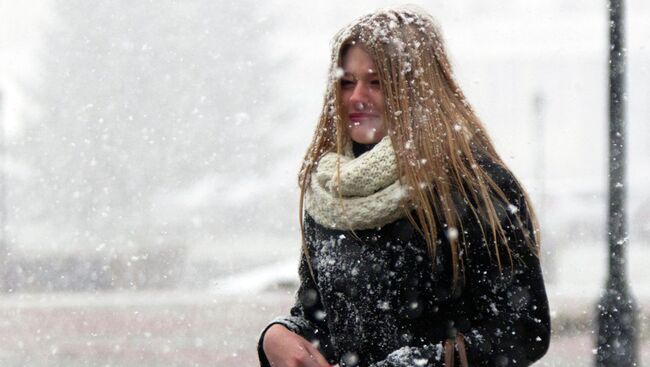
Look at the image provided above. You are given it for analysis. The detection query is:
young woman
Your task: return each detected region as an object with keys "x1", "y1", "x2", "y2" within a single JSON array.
[{"x1": 258, "y1": 6, "x2": 550, "y2": 367}]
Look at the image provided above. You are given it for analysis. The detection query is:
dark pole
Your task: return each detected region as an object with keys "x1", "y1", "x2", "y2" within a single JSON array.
[{"x1": 595, "y1": 0, "x2": 638, "y2": 365}]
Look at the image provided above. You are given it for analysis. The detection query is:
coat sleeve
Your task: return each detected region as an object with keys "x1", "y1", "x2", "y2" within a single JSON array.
[
  {"x1": 368, "y1": 169, "x2": 550, "y2": 367},
  {"x1": 257, "y1": 251, "x2": 335, "y2": 366},
  {"x1": 455, "y1": 172, "x2": 551, "y2": 366}
]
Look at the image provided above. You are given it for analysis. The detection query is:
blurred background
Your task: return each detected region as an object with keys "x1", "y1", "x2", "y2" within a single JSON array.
[{"x1": 0, "y1": 0, "x2": 648, "y2": 365}]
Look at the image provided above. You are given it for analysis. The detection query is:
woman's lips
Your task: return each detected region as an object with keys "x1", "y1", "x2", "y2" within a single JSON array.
[{"x1": 349, "y1": 113, "x2": 379, "y2": 120}]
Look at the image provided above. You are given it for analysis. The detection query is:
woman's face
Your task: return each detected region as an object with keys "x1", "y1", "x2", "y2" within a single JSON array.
[{"x1": 340, "y1": 46, "x2": 387, "y2": 145}]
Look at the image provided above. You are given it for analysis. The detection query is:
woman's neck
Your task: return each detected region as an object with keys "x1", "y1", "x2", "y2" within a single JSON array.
[{"x1": 352, "y1": 140, "x2": 378, "y2": 157}]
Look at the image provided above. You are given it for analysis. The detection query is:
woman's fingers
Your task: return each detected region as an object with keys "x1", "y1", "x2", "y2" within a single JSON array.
[
  {"x1": 294, "y1": 341, "x2": 330, "y2": 367},
  {"x1": 263, "y1": 324, "x2": 332, "y2": 367},
  {"x1": 302, "y1": 341, "x2": 331, "y2": 367},
  {"x1": 293, "y1": 344, "x2": 327, "y2": 367}
]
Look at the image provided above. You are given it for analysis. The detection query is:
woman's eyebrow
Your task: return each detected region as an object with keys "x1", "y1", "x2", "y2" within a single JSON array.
[{"x1": 342, "y1": 71, "x2": 378, "y2": 78}]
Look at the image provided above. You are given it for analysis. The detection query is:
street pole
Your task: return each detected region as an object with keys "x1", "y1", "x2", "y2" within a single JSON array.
[{"x1": 595, "y1": 0, "x2": 638, "y2": 365}]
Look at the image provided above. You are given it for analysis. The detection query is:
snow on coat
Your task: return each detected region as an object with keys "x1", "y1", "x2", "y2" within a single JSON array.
[{"x1": 258, "y1": 144, "x2": 550, "y2": 367}]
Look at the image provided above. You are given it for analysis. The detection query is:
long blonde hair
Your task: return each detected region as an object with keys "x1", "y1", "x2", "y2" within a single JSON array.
[{"x1": 298, "y1": 6, "x2": 540, "y2": 287}]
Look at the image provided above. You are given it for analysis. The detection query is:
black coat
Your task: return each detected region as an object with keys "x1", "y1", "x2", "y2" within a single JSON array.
[{"x1": 258, "y1": 146, "x2": 551, "y2": 366}]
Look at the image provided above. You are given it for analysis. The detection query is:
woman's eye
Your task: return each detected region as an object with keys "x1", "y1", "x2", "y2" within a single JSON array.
[
  {"x1": 340, "y1": 80, "x2": 355, "y2": 88},
  {"x1": 370, "y1": 80, "x2": 381, "y2": 87}
]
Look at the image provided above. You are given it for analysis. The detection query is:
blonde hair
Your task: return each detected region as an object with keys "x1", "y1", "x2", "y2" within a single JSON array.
[{"x1": 298, "y1": 6, "x2": 540, "y2": 287}]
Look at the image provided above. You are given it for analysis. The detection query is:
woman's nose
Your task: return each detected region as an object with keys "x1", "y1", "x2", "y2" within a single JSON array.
[{"x1": 349, "y1": 82, "x2": 369, "y2": 106}]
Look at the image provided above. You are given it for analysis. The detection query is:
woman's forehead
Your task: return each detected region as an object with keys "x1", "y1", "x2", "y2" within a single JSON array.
[{"x1": 343, "y1": 47, "x2": 375, "y2": 68}]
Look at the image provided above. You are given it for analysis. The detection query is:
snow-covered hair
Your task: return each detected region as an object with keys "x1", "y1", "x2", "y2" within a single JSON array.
[{"x1": 299, "y1": 6, "x2": 540, "y2": 287}]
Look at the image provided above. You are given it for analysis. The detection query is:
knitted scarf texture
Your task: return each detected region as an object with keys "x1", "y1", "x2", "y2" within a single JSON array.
[{"x1": 304, "y1": 136, "x2": 409, "y2": 230}]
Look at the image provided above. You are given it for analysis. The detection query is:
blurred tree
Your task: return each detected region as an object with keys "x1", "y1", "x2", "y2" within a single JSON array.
[{"x1": 10, "y1": 0, "x2": 285, "y2": 290}]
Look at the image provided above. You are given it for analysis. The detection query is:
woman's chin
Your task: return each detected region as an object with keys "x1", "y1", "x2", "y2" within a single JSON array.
[
  {"x1": 350, "y1": 132, "x2": 380, "y2": 144},
  {"x1": 348, "y1": 127, "x2": 385, "y2": 145}
]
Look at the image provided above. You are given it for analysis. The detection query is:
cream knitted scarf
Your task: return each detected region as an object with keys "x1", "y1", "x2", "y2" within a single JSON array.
[{"x1": 304, "y1": 136, "x2": 409, "y2": 230}]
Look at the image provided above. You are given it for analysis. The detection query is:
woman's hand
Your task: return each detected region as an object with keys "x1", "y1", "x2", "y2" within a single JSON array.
[{"x1": 263, "y1": 324, "x2": 333, "y2": 367}]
